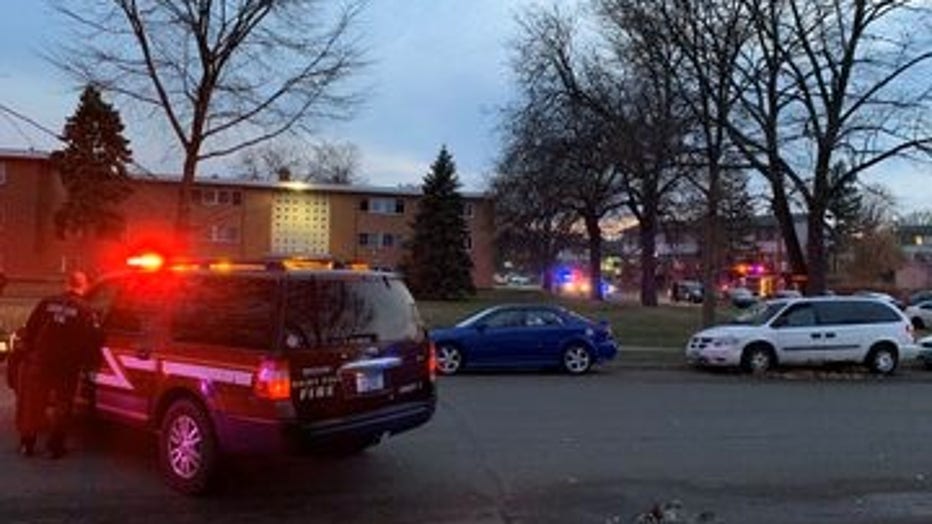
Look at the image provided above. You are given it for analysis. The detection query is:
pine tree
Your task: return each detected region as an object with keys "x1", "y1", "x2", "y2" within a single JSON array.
[
  {"x1": 402, "y1": 146, "x2": 475, "y2": 299},
  {"x1": 50, "y1": 85, "x2": 134, "y2": 239}
]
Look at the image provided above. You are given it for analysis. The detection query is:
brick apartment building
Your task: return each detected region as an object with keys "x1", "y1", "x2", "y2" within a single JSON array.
[{"x1": 0, "y1": 148, "x2": 494, "y2": 287}]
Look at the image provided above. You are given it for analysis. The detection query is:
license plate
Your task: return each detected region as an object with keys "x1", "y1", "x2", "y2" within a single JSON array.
[{"x1": 355, "y1": 371, "x2": 384, "y2": 393}]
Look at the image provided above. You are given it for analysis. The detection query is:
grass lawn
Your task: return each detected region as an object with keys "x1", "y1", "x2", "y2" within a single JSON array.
[{"x1": 417, "y1": 288, "x2": 728, "y2": 349}]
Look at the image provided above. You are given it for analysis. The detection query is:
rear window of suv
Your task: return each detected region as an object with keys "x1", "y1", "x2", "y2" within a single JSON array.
[
  {"x1": 814, "y1": 300, "x2": 902, "y2": 325},
  {"x1": 172, "y1": 275, "x2": 279, "y2": 350},
  {"x1": 283, "y1": 275, "x2": 422, "y2": 349}
]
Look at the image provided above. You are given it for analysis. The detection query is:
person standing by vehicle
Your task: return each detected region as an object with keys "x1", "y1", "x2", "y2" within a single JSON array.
[{"x1": 16, "y1": 271, "x2": 101, "y2": 458}]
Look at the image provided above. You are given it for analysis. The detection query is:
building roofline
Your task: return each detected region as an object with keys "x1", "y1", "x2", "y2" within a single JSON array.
[
  {"x1": 0, "y1": 146, "x2": 487, "y2": 198},
  {"x1": 0, "y1": 148, "x2": 50, "y2": 160},
  {"x1": 136, "y1": 173, "x2": 488, "y2": 199}
]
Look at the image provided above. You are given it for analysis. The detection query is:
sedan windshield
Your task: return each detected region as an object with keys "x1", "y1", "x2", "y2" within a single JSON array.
[{"x1": 732, "y1": 301, "x2": 787, "y2": 326}]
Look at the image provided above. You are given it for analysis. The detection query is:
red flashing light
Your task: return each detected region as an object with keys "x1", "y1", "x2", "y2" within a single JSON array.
[
  {"x1": 254, "y1": 358, "x2": 291, "y2": 401},
  {"x1": 127, "y1": 253, "x2": 165, "y2": 271}
]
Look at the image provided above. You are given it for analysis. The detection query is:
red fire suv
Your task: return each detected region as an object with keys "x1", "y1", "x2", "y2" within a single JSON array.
[{"x1": 75, "y1": 255, "x2": 436, "y2": 495}]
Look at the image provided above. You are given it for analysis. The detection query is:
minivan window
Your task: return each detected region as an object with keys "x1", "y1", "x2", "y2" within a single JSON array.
[
  {"x1": 774, "y1": 303, "x2": 816, "y2": 328},
  {"x1": 284, "y1": 276, "x2": 421, "y2": 348},
  {"x1": 812, "y1": 300, "x2": 901, "y2": 326},
  {"x1": 172, "y1": 276, "x2": 278, "y2": 349},
  {"x1": 848, "y1": 301, "x2": 901, "y2": 323}
]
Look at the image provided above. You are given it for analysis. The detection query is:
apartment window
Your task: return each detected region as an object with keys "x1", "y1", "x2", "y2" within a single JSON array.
[
  {"x1": 358, "y1": 233, "x2": 370, "y2": 246},
  {"x1": 218, "y1": 190, "x2": 231, "y2": 205},
  {"x1": 465, "y1": 234, "x2": 473, "y2": 250},
  {"x1": 232, "y1": 191, "x2": 242, "y2": 206},
  {"x1": 365, "y1": 197, "x2": 404, "y2": 215},
  {"x1": 206, "y1": 225, "x2": 240, "y2": 244},
  {"x1": 0, "y1": 161, "x2": 6, "y2": 185},
  {"x1": 463, "y1": 202, "x2": 474, "y2": 219},
  {"x1": 382, "y1": 233, "x2": 395, "y2": 248}
]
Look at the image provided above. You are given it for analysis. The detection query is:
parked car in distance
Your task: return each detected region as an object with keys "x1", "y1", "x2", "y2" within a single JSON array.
[
  {"x1": 728, "y1": 287, "x2": 757, "y2": 309},
  {"x1": 908, "y1": 290, "x2": 932, "y2": 306},
  {"x1": 671, "y1": 280, "x2": 703, "y2": 303},
  {"x1": 917, "y1": 334, "x2": 932, "y2": 369},
  {"x1": 429, "y1": 304, "x2": 618, "y2": 375},
  {"x1": 904, "y1": 300, "x2": 932, "y2": 329},
  {"x1": 686, "y1": 297, "x2": 918, "y2": 375}
]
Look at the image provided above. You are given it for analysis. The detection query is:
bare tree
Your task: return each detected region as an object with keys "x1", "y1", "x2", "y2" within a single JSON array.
[
  {"x1": 490, "y1": 147, "x2": 578, "y2": 292},
  {"x1": 599, "y1": 0, "x2": 753, "y2": 322},
  {"x1": 731, "y1": 0, "x2": 932, "y2": 294},
  {"x1": 239, "y1": 143, "x2": 303, "y2": 181},
  {"x1": 53, "y1": 0, "x2": 366, "y2": 241},
  {"x1": 306, "y1": 139, "x2": 362, "y2": 184},
  {"x1": 504, "y1": 7, "x2": 633, "y2": 301}
]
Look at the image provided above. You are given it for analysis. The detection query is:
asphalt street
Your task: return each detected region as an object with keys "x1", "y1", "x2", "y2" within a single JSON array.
[{"x1": 3, "y1": 360, "x2": 932, "y2": 523}]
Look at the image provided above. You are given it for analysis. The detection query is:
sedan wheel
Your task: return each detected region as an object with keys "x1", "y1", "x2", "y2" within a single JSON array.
[
  {"x1": 563, "y1": 345, "x2": 592, "y2": 375},
  {"x1": 436, "y1": 344, "x2": 463, "y2": 375}
]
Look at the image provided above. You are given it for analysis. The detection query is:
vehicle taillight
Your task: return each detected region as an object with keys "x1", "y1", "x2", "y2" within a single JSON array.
[
  {"x1": 254, "y1": 358, "x2": 291, "y2": 400},
  {"x1": 428, "y1": 341, "x2": 438, "y2": 382}
]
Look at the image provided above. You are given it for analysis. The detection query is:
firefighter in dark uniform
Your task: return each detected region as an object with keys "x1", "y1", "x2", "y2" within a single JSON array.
[{"x1": 16, "y1": 271, "x2": 101, "y2": 458}]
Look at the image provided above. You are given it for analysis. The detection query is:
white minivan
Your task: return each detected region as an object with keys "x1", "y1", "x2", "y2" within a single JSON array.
[{"x1": 686, "y1": 297, "x2": 918, "y2": 374}]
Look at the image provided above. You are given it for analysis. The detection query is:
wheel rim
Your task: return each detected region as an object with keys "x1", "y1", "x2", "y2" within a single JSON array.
[
  {"x1": 167, "y1": 414, "x2": 203, "y2": 480},
  {"x1": 875, "y1": 351, "x2": 895, "y2": 373},
  {"x1": 565, "y1": 346, "x2": 591, "y2": 373},
  {"x1": 749, "y1": 350, "x2": 771, "y2": 372},
  {"x1": 437, "y1": 346, "x2": 462, "y2": 374}
]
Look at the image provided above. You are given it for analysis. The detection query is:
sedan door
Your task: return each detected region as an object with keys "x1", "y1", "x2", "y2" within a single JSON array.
[
  {"x1": 468, "y1": 309, "x2": 533, "y2": 368},
  {"x1": 519, "y1": 309, "x2": 575, "y2": 365},
  {"x1": 770, "y1": 303, "x2": 824, "y2": 364}
]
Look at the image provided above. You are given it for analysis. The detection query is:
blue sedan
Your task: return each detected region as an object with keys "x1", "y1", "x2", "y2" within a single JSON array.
[{"x1": 429, "y1": 304, "x2": 619, "y2": 375}]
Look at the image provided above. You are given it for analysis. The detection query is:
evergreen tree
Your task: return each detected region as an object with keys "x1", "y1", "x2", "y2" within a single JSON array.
[
  {"x1": 50, "y1": 85, "x2": 134, "y2": 239},
  {"x1": 402, "y1": 146, "x2": 475, "y2": 299}
]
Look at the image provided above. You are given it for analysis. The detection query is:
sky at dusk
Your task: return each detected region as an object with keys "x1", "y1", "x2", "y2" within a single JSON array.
[{"x1": 0, "y1": 0, "x2": 928, "y2": 210}]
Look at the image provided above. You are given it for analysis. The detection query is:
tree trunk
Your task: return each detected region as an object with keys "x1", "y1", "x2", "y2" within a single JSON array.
[
  {"x1": 770, "y1": 177, "x2": 807, "y2": 276},
  {"x1": 174, "y1": 153, "x2": 197, "y2": 250},
  {"x1": 806, "y1": 207, "x2": 828, "y2": 295},
  {"x1": 585, "y1": 214, "x2": 604, "y2": 301},
  {"x1": 639, "y1": 216, "x2": 659, "y2": 307},
  {"x1": 701, "y1": 177, "x2": 721, "y2": 327}
]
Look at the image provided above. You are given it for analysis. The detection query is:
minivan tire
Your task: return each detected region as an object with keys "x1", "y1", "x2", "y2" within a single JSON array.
[
  {"x1": 159, "y1": 398, "x2": 218, "y2": 496},
  {"x1": 866, "y1": 344, "x2": 898, "y2": 375},
  {"x1": 741, "y1": 344, "x2": 775, "y2": 374}
]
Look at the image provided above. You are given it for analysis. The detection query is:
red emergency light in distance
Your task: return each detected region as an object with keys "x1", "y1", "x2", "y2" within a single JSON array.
[{"x1": 126, "y1": 252, "x2": 165, "y2": 271}]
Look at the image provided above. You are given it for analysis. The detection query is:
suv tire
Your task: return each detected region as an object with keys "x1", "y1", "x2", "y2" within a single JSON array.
[
  {"x1": 866, "y1": 344, "x2": 898, "y2": 375},
  {"x1": 741, "y1": 344, "x2": 775, "y2": 374},
  {"x1": 159, "y1": 398, "x2": 218, "y2": 496}
]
